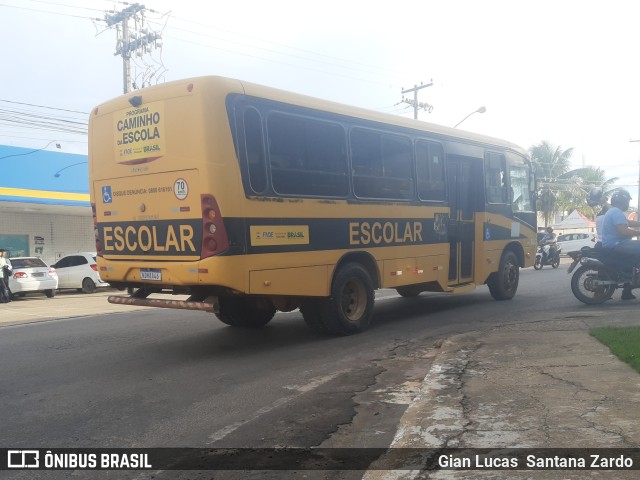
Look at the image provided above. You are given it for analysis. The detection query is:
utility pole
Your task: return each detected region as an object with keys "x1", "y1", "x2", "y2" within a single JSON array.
[
  {"x1": 401, "y1": 81, "x2": 434, "y2": 119},
  {"x1": 104, "y1": 3, "x2": 162, "y2": 94},
  {"x1": 629, "y1": 140, "x2": 640, "y2": 214}
]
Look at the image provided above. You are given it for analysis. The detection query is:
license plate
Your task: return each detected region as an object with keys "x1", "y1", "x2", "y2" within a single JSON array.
[{"x1": 140, "y1": 269, "x2": 162, "y2": 281}]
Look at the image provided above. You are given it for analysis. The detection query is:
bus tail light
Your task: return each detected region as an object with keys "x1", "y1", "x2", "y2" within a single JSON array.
[{"x1": 201, "y1": 194, "x2": 229, "y2": 259}]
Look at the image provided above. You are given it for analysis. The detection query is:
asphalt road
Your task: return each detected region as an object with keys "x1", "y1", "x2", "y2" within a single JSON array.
[{"x1": 0, "y1": 261, "x2": 624, "y2": 479}]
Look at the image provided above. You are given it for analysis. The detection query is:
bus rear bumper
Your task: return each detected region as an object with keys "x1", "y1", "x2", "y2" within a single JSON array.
[{"x1": 108, "y1": 294, "x2": 218, "y2": 313}]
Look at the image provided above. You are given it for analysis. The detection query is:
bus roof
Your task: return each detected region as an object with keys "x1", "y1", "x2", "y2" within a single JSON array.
[{"x1": 96, "y1": 75, "x2": 529, "y2": 158}]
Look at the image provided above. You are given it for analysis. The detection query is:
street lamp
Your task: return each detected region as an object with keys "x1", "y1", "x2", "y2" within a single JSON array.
[
  {"x1": 54, "y1": 161, "x2": 87, "y2": 178},
  {"x1": 453, "y1": 106, "x2": 486, "y2": 128}
]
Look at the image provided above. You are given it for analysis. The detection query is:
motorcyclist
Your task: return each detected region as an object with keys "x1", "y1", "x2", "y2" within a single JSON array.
[
  {"x1": 600, "y1": 189, "x2": 640, "y2": 300},
  {"x1": 538, "y1": 226, "x2": 558, "y2": 261}
]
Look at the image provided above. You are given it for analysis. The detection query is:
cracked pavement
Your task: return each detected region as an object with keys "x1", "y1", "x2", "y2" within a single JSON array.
[{"x1": 365, "y1": 317, "x2": 640, "y2": 479}]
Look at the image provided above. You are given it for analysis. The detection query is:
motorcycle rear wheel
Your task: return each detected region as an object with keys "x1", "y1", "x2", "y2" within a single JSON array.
[
  {"x1": 551, "y1": 255, "x2": 560, "y2": 268},
  {"x1": 570, "y1": 265, "x2": 616, "y2": 304}
]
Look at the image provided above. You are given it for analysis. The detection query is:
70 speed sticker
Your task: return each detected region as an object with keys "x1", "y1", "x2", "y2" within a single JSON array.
[{"x1": 174, "y1": 178, "x2": 188, "y2": 200}]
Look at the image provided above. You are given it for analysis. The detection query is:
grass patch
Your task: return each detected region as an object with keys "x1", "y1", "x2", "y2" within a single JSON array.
[{"x1": 590, "y1": 326, "x2": 640, "y2": 374}]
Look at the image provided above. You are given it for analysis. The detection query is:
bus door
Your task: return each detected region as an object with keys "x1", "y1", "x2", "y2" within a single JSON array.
[{"x1": 446, "y1": 157, "x2": 476, "y2": 285}]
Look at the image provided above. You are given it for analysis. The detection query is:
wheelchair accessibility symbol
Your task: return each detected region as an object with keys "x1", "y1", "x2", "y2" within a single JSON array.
[{"x1": 102, "y1": 186, "x2": 112, "y2": 204}]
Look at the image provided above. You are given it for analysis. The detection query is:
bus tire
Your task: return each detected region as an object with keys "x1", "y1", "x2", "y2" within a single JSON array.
[
  {"x1": 300, "y1": 299, "x2": 330, "y2": 334},
  {"x1": 487, "y1": 251, "x2": 519, "y2": 301},
  {"x1": 216, "y1": 296, "x2": 276, "y2": 328},
  {"x1": 305, "y1": 262, "x2": 375, "y2": 335},
  {"x1": 396, "y1": 286, "x2": 421, "y2": 297}
]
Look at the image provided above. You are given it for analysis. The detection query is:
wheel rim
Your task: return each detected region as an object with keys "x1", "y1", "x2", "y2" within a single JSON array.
[
  {"x1": 502, "y1": 260, "x2": 518, "y2": 292},
  {"x1": 576, "y1": 268, "x2": 615, "y2": 301},
  {"x1": 340, "y1": 278, "x2": 367, "y2": 321}
]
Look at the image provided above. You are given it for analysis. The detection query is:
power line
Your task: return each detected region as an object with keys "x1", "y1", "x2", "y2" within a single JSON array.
[
  {"x1": 0, "y1": 99, "x2": 88, "y2": 115},
  {"x1": 148, "y1": 15, "x2": 402, "y2": 84},
  {"x1": 21, "y1": 0, "x2": 105, "y2": 13},
  {"x1": 0, "y1": 99, "x2": 88, "y2": 138},
  {"x1": 3, "y1": 0, "x2": 413, "y2": 94},
  {"x1": 0, "y1": 1, "x2": 94, "y2": 19},
  {"x1": 0, "y1": 133, "x2": 86, "y2": 144}
]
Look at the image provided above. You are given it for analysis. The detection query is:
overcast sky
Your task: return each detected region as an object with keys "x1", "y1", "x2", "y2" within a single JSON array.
[{"x1": 3, "y1": 0, "x2": 640, "y2": 198}]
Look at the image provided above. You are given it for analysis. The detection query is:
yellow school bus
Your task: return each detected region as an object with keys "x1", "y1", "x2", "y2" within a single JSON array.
[{"x1": 89, "y1": 76, "x2": 536, "y2": 335}]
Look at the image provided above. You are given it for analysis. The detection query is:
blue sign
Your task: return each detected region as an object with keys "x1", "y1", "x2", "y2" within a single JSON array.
[{"x1": 102, "y1": 186, "x2": 112, "y2": 204}]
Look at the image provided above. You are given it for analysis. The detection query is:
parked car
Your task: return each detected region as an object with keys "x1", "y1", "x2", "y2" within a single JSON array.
[
  {"x1": 51, "y1": 252, "x2": 109, "y2": 293},
  {"x1": 8, "y1": 257, "x2": 58, "y2": 298},
  {"x1": 556, "y1": 232, "x2": 597, "y2": 254}
]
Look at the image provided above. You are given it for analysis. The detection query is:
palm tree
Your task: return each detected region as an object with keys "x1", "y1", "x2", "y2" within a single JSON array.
[
  {"x1": 565, "y1": 167, "x2": 618, "y2": 219},
  {"x1": 530, "y1": 141, "x2": 618, "y2": 225},
  {"x1": 529, "y1": 141, "x2": 574, "y2": 227}
]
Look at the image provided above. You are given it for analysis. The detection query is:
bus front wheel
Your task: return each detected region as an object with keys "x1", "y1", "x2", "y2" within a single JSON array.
[
  {"x1": 487, "y1": 251, "x2": 519, "y2": 301},
  {"x1": 301, "y1": 263, "x2": 375, "y2": 335},
  {"x1": 215, "y1": 296, "x2": 276, "y2": 328}
]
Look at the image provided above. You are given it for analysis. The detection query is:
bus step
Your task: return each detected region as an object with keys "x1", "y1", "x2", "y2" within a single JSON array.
[{"x1": 446, "y1": 283, "x2": 476, "y2": 294}]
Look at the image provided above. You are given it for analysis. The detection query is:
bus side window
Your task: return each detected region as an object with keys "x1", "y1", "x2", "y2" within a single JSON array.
[
  {"x1": 509, "y1": 164, "x2": 533, "y2": 212},
  {"x1": 416, "y1": 140, "x2": 445, "y2": 201},
  {"x1": 243, "y1": 108, "x2": 268, "y2": 194},
  {"x1": 485, "y1": 152, "x2": 508, "y2": 204},
  {"x1": 351, "y1": 129, "x2": 413, "y2": 200},
  {"x1": 267, "y1": 113, "x2": 348, "y2": 197}
]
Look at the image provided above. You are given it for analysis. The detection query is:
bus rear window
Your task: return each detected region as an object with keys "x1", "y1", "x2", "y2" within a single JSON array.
[{"x1": 243, "y1": 108, "x2": 268, "y2": 194}]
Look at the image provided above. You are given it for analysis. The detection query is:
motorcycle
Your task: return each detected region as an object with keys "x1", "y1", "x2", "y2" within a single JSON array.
[
  {"x1": 534, "y1": 244, "x2": 561, "y2": 270},
  {"x1": 568, "y1": 246, "x2": 639, "y2": 304}
]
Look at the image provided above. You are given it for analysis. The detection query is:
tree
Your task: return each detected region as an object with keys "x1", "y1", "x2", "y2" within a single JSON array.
[
  {"x1": 565, "y1": 167, "x2": 618, "y2": 219},
  {"x1": 529, "y1": 141, "x2": 574, "y2": 227},
  {"x1": 530, "y1": 141, "x2": 618, "y2": 225}
]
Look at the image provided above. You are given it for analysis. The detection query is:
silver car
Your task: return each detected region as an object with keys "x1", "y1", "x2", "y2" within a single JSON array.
[{"x1": 8, "y1": 257, "x2": 58, "y2": 298}]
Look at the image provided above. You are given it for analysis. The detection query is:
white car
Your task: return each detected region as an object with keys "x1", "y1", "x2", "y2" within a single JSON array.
[
  {"x1": 556, "y1": 232, "x2": 597, "y2": 254},
  {"x1": 8, "y1": 257, "x2": 58, "y2": 298},
  {"x1": 51, "y1": 252, "x2": 109, "y2": 293}
]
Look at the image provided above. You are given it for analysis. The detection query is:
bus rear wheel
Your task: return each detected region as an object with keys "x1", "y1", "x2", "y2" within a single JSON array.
[
  {"x1": 487, "y1": 251, "x2": 519, "y2": 300},
  {"x1": 301, "y1": 263, "x2": 374, "y2": 335},
  {"x1": 215, "y1": 296, "x2": 276, "y2": 328},
  {"x1": 396, "y1": 286, "x2": 422, "y2": 297}
]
